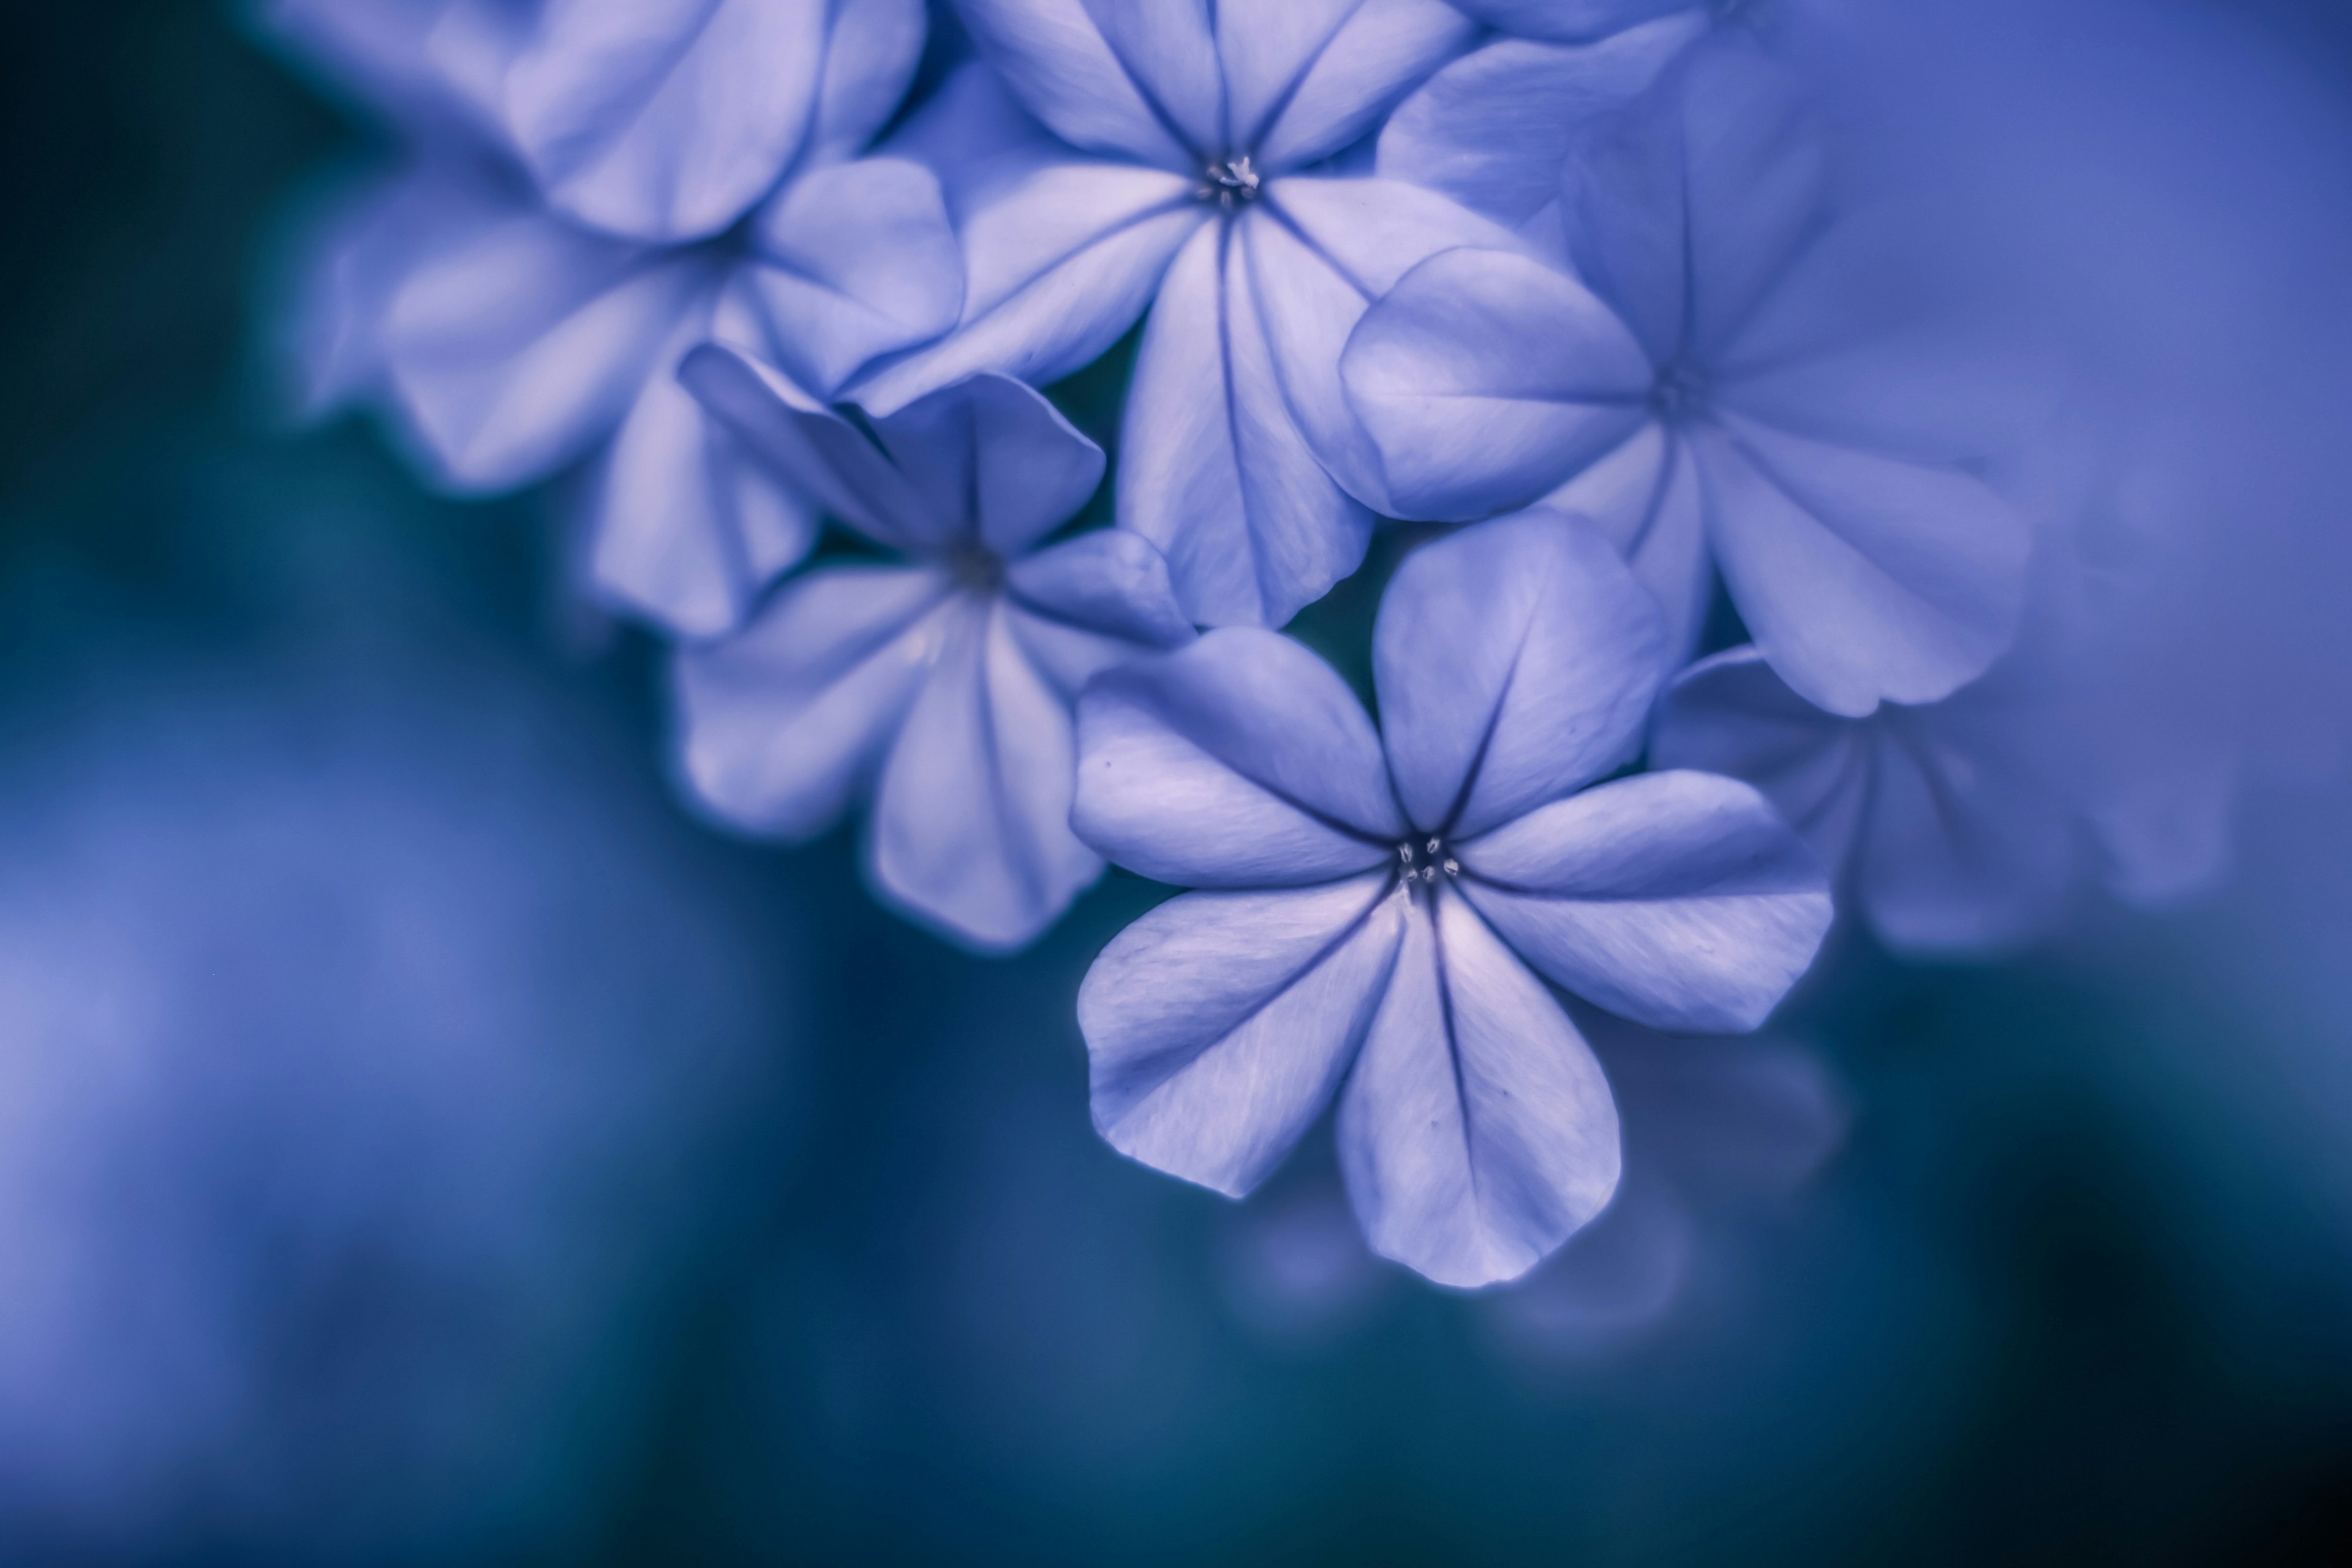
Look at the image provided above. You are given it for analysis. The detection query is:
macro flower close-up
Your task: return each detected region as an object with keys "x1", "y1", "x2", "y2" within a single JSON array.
[{"x1": 12, "y1": 0, "x2": 2352, "y2": 1560}]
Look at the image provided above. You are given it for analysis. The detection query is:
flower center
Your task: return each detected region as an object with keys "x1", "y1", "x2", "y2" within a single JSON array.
[
  {"x1": 1648, "y1": 355, "x2": 1713, "y2": 424},
  {"x1": 1397, "y1": 836, "x2": 1460, "y2": 892},
  {"x1": 1199, "y1": 156, "x2": 1262, "y2": 210},
  {"x1": 947, "y1": 542, "x2": 1005, "y2": 592}
]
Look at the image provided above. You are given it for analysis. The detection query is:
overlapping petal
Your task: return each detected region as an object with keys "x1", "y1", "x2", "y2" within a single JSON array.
[
  {"x1": 1373, "y1": 516, "x2": 1668, "y2": 837},
  {"x1": 1219, "y1": 0, "x2": 1474, "y2": 172},
  {"x1": 1002, "y1": 529, "x2": 1196, "y2": 693},
  {"x1": 952, "y1": 0, "x2": 1216, "y2": 170},
  {"x1": 1337, "y1": 891, "x2": 1621, "y2": 1289},
  {"x1": 1341, "y1": 246, "x2": 1651, "y2": 521},
  {"x1": 1454, "y1": 771, "x2": 1832, "y2": 1033},
  {"x1": 674, "y1": 565, "x2": 956, "y2": 838},
  {"x1": 1072, "y1": 629, "x2": 1402, "y2": 889},
  {"x1": 1531, "y1": 427, "x2": 1711, "y2": 657},
  {"x1": 1697, "y1": 416, "x2": 2030, "y2": 715},
  {"x1": 1081, "y1": 873, "x2": 1407, "y2": 1197},
  {"x1": 1652, "y1": 646, "x2": 1872, "y2": 872},
  {"x1": 869, "y1": 603, "x2": 1106, "y2": 950}
]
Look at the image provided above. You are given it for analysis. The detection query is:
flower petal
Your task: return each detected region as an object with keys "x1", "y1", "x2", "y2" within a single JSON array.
[
  {"x1": 1221, "y1": 0, "x2": 1474, "y2": 172},
  {"x1": 1447, "y1": 0, "x2": 1697, "y2": 43},
  {"x1": 1375, "y1": 21, "x2": 1703, "y2": 230},
  {"x1": 1697, "y1": 417, "x2": 2032, "y2": 716},
  {"x1": 586, "y1": 298, "x2": 817, "y2": 638},
  {"x1": 1374, "y1": 514, "x2": 1668, "y2": 838},
  {"x1": 850, "y1": 161, "x2": 1205, "y2": 412},
  {"x1": 1454, "y1": 771, "x2": 1833, "y2": 1035},
  {"x1": 1073, "y1": 628, "x2": 1402, "y2": 888},
  {"x1": 1080, "y1": 872, "x2": 1408, "y2": 1198},
  {"x1": 502, "y1": 0, "x2": 833, "y2": 243},
  {"x1": 1337, "y1": 889, "x2": 1621, "y2": 1289},
  {"x1": 953, "y1": 0, "x2": 1218, "y2": 169},
  {"x1": 380, "y1": 206, "x2": 710, "y2": 492},
  {"x1": 674, "y1": 565, "x2": 955, "y2": 837},
  {"x1": 869, "y1": 601, "x2": 1104, "y2": 951},
  {"x1": 1120, "y1": 217, "x2": 1373, "y2": 628},
  {"x1": 1340, "y1": 246, "x2": 1651, "y2": 522},
  {"x1": 746, "y1": 156, "x2": 965, "y2": 398},
  {"x1": 807, "y1": 0, "x2": 930, "y2": 164},
  {"x1": 1531, "y1": 422, "x2": 1711, "y2": 658},
  {"x1": 1651, "y1": 646, "x2": 1873, "y2": 876},
  {"x1": 878, "y1": 372, "x2": 1107, "y2": 558},
  {"x1": 1003, "y1": 529, "x2": 1195, "y2": 691},
  {"x1": 1856, "y1": 723, "x2": 2077, "y2": 953},
  {"x1": 1249, "y1": 177, "x2": 1530, "y2": 517}
]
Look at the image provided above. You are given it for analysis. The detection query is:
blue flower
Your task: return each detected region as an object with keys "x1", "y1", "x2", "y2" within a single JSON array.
[
  {"x1": 851, "y1": 0, "x2": 1523, "y2": 629},
  {"x1": 1342, "y1": 38, "x2": 2037, "y2": 715},
  {"x1": 1069, "y1": 514, "x2": 1831, "y2": 1287},
  {"x1": 266, "y1": 0, "x2": 959, "y2": 639},
  {"x1": 673, "y1": 350, "x2": 1196, "y2": 952}
]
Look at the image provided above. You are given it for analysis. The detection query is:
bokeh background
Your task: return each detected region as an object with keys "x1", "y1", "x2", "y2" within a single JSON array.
[{"x1": 9, "y1": 2, "x2": 2352, "y2": 1562}]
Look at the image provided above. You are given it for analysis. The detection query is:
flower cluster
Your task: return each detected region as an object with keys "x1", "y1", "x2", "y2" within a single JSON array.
[{"x1": 262, "y1": 1, "x2": 2235, "y2": 1286}]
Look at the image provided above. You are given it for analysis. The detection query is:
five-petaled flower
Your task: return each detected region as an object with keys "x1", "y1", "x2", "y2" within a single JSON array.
[
  {"x1": 1344, "y1": 37, "x2": 2036, "y2": 715},
  {"x1": 852, "y1": 0, "x2": 1522, "y2": 629},
  {"x1": 1069, "y1": 515, "x2": 1833, "y2": 1287},
  {"x1": 673, "y1": 349, "x2": 1196, "y2": 952}
]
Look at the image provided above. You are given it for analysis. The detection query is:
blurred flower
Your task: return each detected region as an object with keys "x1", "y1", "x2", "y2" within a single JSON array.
[
  {"x1": 1343, "y1": 37, "x2": 2036, "y2": 711},
  {"x1": 674, "y1": 354, "x2": 1194, "y2": 952},
  {"x1": 1072, "y1": 516, "x2": 1831, "y2": 1286},
  {"x1": 855, "y1": 0, "x2": 1517, "y2": 628},
  {"x1": 262, "y1": 0, "x2": 955, "y2": 639},
  {"x1": 0, "y1": 660, "x2": 787, "y2": 1559}
]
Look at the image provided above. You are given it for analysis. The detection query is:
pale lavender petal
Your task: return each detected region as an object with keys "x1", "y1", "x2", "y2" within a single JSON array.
[
  {"x1": 876, "y1": 372, "x2": 1106, "y2": 557},
  {"x1": 1220, "y1": 0, "x2": 1474, "y2": 173},
  {"x1": 851, "y1": 162, "x2": 1205, "y2": 412},
  {"x1": 586, "y1": 303, "x2": 817, "y2": 638},
  {"x1": 380, "y1": 207, "x2": 710, "y2": 491},
  {"x1": 1072, "y1": 628, "x2": 1402, "y2": 888},
  {"x1": 1530, "y1": 423, "x2": 1711, "y2": 658},
  {"x1": 806, "y1": 0, "x2": 930, "y2": 164},
  {"x1": 1003, "y1": 529, "x2": 1195, "y2": 691},
  {"x1": 868, "y1": 601, "x2": 1104, "y2": 951},
  {"x1": 1337, "y1": 890, "x2": 1621, "y2": 1289},
  {"x1": 1375, "y1": 20, "x2": 1704, "y2": 229},
  {"x1": 1455, "y1": 771, "x2": 1833, "y2": 1035},
  {"x1": 1856, "y1": 722, "x2": 2078, "y2": 952},
  {"x1": 1250, "y1": 176, "x2": 1531, "y2": 518},
  {"x1": 1374, "y1": 514, "x2": 1668, "y2": 837},
  {"x1": 1340, "y1": 246, "x2": 1651, "y2": 522},
  {"x1": 1651, "y1": 646, "x2": 1872, "y2": 876},
  {"x1": 952, "y1": 0, "x2": 1216, "y2": 169},
  {"x1": 1119, "y1": 217, "x2": 1373, "y2": 628},
  {"x1": 1676, "y1": 40, "x2": 1830, "y2": 360},
  {"x1": 1080, "y1": 873, "x2": 1408, "y2": 1198},
  {"x1": 747, "y1": 156, "x2": 964, "y2": 398},
  {"x1": 1698, "y1": 416, "x2": 2032, "y2": 717},
  {"x1": 503, "y1": 0, "x2": 832, "y2": 242},
  {"x1": 878, "y1": 60, "x2": 1064, "y2": 219},
  {"x1": 674, "y1": 565, "x2": 956, "y2": 838}
]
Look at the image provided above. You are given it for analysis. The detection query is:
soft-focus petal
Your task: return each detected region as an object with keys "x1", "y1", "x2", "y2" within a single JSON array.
[
  {"x1": 1455, "y1": 771, "x2": 1833, "y2": 1035},
  {"x1": 1080, "y1": 873, "x2": 1407, "y2": 1198},
  {"x1": 674, "y1": 565, "x2": 955, "y2": 837},
  {"x1": 503, "y1": 0, "x2": 832, "y2": 242},
  {"x1": 878, "y1": 60, "x2": 1064, "y2": 219},
  {"x1": 851, "y1": 162, "x2": 1205, "y2": 412},
  {"x1": 1250, "y1": 177, "x2": 1531, "y2": 518},
  {"x1": 878, "y1": 373, "x2": 1106, "y2": 558},
  {"x1": 1697, "y1": 417, "x2": 2032, "y2": 716},
  {"x1": 1531, "y1": 425, "x2": 1711, "y2": 657},
  {"x1": 1221, "y1": 0, "x2": 1474, "y2": 172},
  {"x1": 1072, "y1": 628, "x2": 1401, "y2": 888},
  {"x1": 586, "y1": 301, "x2": 817, "y2": 638},
  {"x1": 1375, "y1": 20, "x2": 1703, "y2": 230},
  {"x1": 1120, "y1": 218, "x2": 1373, "y2": 628},
  {"x1": 1006, "y1": 529, "x2": 1195, "y2": 649},
  {"x1": 380, "y1": 209, "x2": 710, "y2": 491},
  {"x1": 1337, "y1": 891, "x2": 1620, "y2": 1289},
  {"x1": 1341, "y1": 246, "x2": 1651, "y2": 522},
  {"x1": 1374, "y1": 515, "x2": 1668, "y2": 838},
  {"x1": 747, "y1": 157, "x2": 964, "y2": 398},
  {"x1": 1856, "y1": 722, "x2": 2078, "y2": 952},
  {"x1": 806, "y1": 0, "x2": 930, "y2": 165},
  {"x1": 952, "y1": 0, "x2": 1216, "y2": 169},
  {"x1": 868, "y1": 602, "x2": 1103, "y2": 951},
  {"x1": 1651, "y1": 646, "x2": 1874, "y2": 875},
  {"x1": 1447, "y1": 0, "x2": 1696, "y2": 43}
]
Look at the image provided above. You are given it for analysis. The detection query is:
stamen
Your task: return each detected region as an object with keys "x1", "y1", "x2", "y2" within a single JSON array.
[{"x1": 1199, "y1": 156, "x2": 1262, "y2": 210}]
